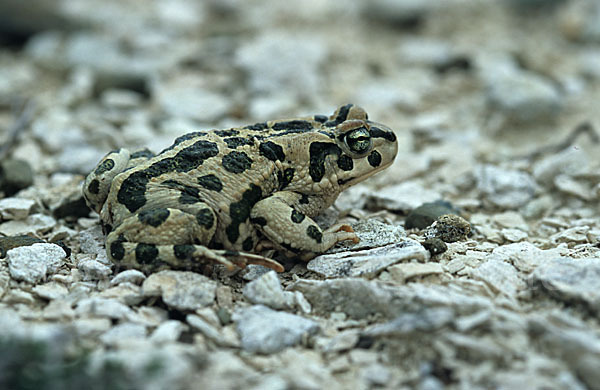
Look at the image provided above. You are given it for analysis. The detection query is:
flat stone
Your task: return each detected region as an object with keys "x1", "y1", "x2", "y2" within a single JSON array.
[
  {"x1": 366, "y1": 181, "x2": 442, "y2": 213},
  {"x1": 142, "y1": 270, "x2": 216, "y2": 311},
  {"x1": 150, "y1": 320, "x2": 188, "y2": 343},
  {"x1": 533, "y1": 149, "x2": 589, "y2": 185},
  {"x1": 290, "y1": 278, "x2": 490, "y2": 319},
  {"x1": 471, "y1": 258, "x2": 526, "y2": 297},
  {"x1": 363, "y1": 307, "x2": 454, "y2": 337},
  {"x1": 388, "y1": 262, "x2": 444, "y2": 283},
  {"x1": 75, "y1": 297, "x2": 135, "y2": 320},
  {"x1": 531, "y1": 257, "x2": 600, "y2": 314},
  {"x1": 187, "y1": 314, "x2": 238, "y2": 348},
  {"x1": 99, "y1": 283, "x2": 144, "y2": 306},
  {"x1": 100, "y1": 322, "x2": 147, "y2": 346},
  {"x1": 0, "y1": 213, "x2": 57, "y2": 236},
  {"x1": 32, "y1": 282, "x2": 69, "y2": 300},
  {"x1": 7, "y1": 243, "x2": 66, "y2": 284},
  {"x1": 308, "y1": 241, "x2": 429, "y2": 279},
  {"x1": 110, "y1": 269, "x2": 146, "y2": 286},
  {"x1": 475, "y1": 164, "x2": 536, "y2": 209},
  {"x1": 483, "y1": 63, "x2": 562, "y2": 123},
  {"x1": 242, "y1": 271, "x2": 295, "y2": 310},
  {"x1": 0, "y1": 197, "x2": 35, "y2": 220},
  {"x1": 233, "y1": 305, "x2": 320, "y2": 354},
  {"x1": 78, "y1": 258, "x2": 112, "y2": 281},
  {"x1": 328, "y1": 219, "x2": 407, "y2": 253}
]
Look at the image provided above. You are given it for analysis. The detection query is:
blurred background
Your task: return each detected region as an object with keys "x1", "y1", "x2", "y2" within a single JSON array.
[{"x1": 1, "y1": 0, "x2": 599, "y2": 182}]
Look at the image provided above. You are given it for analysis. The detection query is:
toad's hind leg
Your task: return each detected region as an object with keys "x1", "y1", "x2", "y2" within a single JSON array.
[{"x1": 106, "y1": 206, "x2": 283, "y2": 273}]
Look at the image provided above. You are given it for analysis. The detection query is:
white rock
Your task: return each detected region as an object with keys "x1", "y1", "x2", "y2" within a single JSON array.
[
  {"x1": 233, "y1": 305, "x2": 320, "y2": 354},
  {"x1": 100, "y1": 322, "x2": 147, "y2": 346},
  {"x1": 78, "y1": 258, "x2": 112, "y2": 281},
  {"x1": 101, "y1": 88, "x2": 143, "y2": 109},
  {"x1": 75, "y1": 297, "x2": 135, "y2": 320},
  {"x1": 327, "y1": 219, "x2": 407, "y2": 253},
  {"x1": 471, "y1": 257, "x2": 525, "y2": 297},
  {"x1": 388, "y1": 262, "x2": 444, "y2": 283},
  {"x1": 78, "y1": 226, "x2": 107, "y2": 258},
  {"x1": 155, "y1": 85, "x2": 230, "y2": 122},
  {"x1": 235, "y1": 32, "x2": 326, "y2": 101},
  {"x1": 291, "y1": 278, "x2": 491, "y2": 319},
  {"x1": 99, "y1": 283, "x2": 144, "y2": 306},
  {"x1": 533, "y1": 149, "x2": 589, "y2": 185},
  {"x1": 531, "y1": 257, "x2": 600, "y2": 313},
  {"x1": 187, "y1": 314, "x2": 238, "y2": 348},
  {"x1": 7, "y1": 243, "x2": 66, "y2": 284},
  {"x1": 364, "y1": 181, "x2": 442, "y2": 213},
  {"x1": 309, "y1": 241, "x2": 429, "y2": 279},
  {"x1": 110, "y1": 269, "x2": 146, "y2": 286},
  {"x1": 475, "y1": 165, "x2": 536, "y2": 209},
  {"x1": 0, "y1": 197, "x2": 35, "y2": 220},
  {"x1": 0, "y1": 213, "x2": 57, "y2": 236},
  {"x1": 142, "y1": 270, "x2": 216, "y2": 310},
  {"x1": 483, "y1": 65, "x2": 562, "y2": 123},
  {"x1": 397, "y1": 38, "x2": 453, "y2": 67},
  {"x1": 500, "y1": 228, "x2": 527, "y2": 242},
  {"x1": 243, "y1": 271, "x2": 295, "y2": 310},
  {"x1": 489, "y1": 242, "x2": 546, "y2": 273},
  {"x1": 73, "y1": 318, "x2": 112, "y2": 337},
  {"x1": 150, "y1": 320, "x2": 188, "y2": 343},
  {"x1": 32, "y1": 282, "x2": 69, "y2": 300}
]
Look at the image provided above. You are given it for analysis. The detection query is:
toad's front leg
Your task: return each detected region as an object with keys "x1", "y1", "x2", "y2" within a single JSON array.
[{"x1": 250, "y1": 191, "x2": 359, "y2": 260}]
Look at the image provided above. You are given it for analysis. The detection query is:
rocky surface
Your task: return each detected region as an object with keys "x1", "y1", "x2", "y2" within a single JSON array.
[{"x1": 1, "y1": 0, "x2": 599, "y2": 388}]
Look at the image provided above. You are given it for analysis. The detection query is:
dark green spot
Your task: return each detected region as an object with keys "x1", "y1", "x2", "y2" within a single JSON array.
[
  {"x1": 196, "y1": 208, "x2": 214, "y2": 229},
  {"x1": 215, "y1": 129, "x2": 240, "y2": 137},
  {"x1": 306, "y1": 225, "x2": 322, "y2": 243},
  {"x1": 138, "y1": 208, "x2": 170, "y2": 227},
  {"x1": 272, "y1": 120, "x2": 313, "y2": 131},
  {"x1": 160, "y1": 131, "x2": 207, "y2": 153},
  {"x1": 118, "y1": 140, "x2": 218, "y2": 212},
  {"x1": 88, "y1": 179, "x2": 100, "y2": 195},
  {"x1": 242, "y1": 236, "x2": 254, "y2": 251},
  {"x1": 245, "y1": 122, "x2": 268, "y2": 131},
  {"x1": 367, "y1": 150, "x2": 382, "y2": 167},
  {"x1": 163, "y1": 180, "x2": 201, "y2": 204},
  {"x1": 131, "y1": 149, "x2": 155, "y2": 159},
  {"x1": 250, "y1": 216, "x2": 267, "y2": 226},
  {"x1": 224, "y1": 137, "x2": 253, "y2": 149},
  {"x1": 291, "y1": 210, "x2": 305, "y2": 223},
  {"x1": 110, "y1": 235, "x2": 125, "y2": 260},
  {"x1": 222, "y1": 151, "x2": 252, "y2": 174},
  {"x1": 298, "y1": 193, "x2": 309, "y2": 204},
  {"x1": 278, "y1": 168, "x2": 294, "y2": 190},
  {"x1": 324, "y1": 104, "x2": 352, "y2": 127},
  {"x1": 226, "y1": 184, "x2": 262, "y2": 244},
  {"x1": 314, "y1": 114, "x2": 328, "y2": 123},
  {"x1": 259, "y1": 141, "x2": 286, "y2": 161},
  {"x1": 197, "y1": 174, "x2": 223, "y2": 192},
  {"x1": 309, "y1": 142, "x2": 342, "y2": 182},
  {"x1": 370, "y1": 127, "x2": 396, "y2": 142},
  {"x1": 136, "y1": 243, "x2": 159, "y2": 264},
  {"x1": 174, "y1": 244, "x2": 195, "y2": 260},
  {"x1": 337, "y1": 154, "x2": 354, "y2": 171},
  {"x1": 94, "y1": 158, "x2": 115, "y2": 175}
]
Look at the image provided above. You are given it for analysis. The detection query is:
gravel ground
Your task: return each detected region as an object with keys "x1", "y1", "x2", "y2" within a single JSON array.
[{"x1": 1, "y1": 0, "x2": 600, "y2": 389}]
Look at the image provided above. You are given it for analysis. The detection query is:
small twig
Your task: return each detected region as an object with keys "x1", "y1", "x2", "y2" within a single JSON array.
[
  {"x1": 522, "y1": 121, "x2": 599, "y2": 161},
  {"x1": 0, "y1": 99, "x2": 35, "y2": 161}
]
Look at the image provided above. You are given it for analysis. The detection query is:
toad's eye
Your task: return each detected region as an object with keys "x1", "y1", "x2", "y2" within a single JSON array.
[{"x1": 344, "y1": 127, "x2": 372, "y2": 155}]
